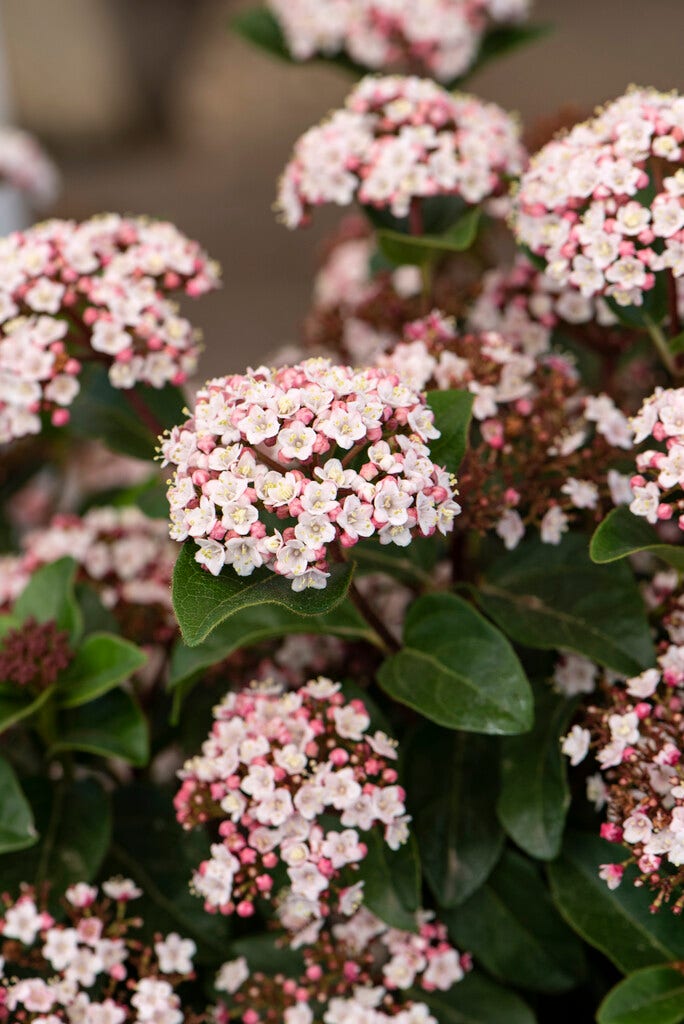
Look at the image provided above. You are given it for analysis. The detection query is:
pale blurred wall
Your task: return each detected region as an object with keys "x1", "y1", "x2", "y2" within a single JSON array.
[{"x1": 0, "y1": 0, "x2": 682, "y2": 374}]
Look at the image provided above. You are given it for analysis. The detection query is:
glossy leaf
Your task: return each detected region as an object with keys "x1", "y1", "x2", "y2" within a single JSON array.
[
  {"x1": 56, "y1": 633, "x2": 147, "y2": 709},
  {"x1": 591, "y1": 506, "x2": 684, "y2": 571},
  {"x1": 361, "y1": 829, "x2": 421, "y2": 932},
  {"x1": 419, "y1": 970, "x2": 536, "y2": 1024},
  {"x1": 598, "y1": 967, "x2": 684, "y2": 1024},
  {"x1": 0, "y1": 756, "x2": 37, "y2": 854},
  {"x1": 52, "y1": 689, "x2": 149, "y2": 766},
  {"x1": 0, "y1": 683, "x2": 55, "y2": 736},
  {"x1": 377, "y1": 209, "x2": 481, "y2": 266},
  {"x1": 172, "y1": 541, "x2": 355, "y2": 647},
  {"x1": 446, "y1": 850, "x2": 586, "y2": 993},
  {"x1": 408, "y1": 725, "x2": 503, "y2": 907},
  {"x1": 548, "y1": 832, "x2": 684, "y2": 973},
  {"x1": 426, "y1": 389, "x2": 474, "y2": 474},
  {"x1": 476, "y1": 534, "x2": 655, "y2": 676},
  {"x1": 14, "y1": 557, "x2": 82, "y2": 643},
  {"x1": 497, "y1": 686, "x2": 575, "y2": 860},
  {"x1": 378, "y1": 593, "x2": 533, "y2": 734}
]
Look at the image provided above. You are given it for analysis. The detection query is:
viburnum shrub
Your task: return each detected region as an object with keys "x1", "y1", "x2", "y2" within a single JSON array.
[{"x1": 4, "y1": 12, "x2": 684, "y2": 1024}]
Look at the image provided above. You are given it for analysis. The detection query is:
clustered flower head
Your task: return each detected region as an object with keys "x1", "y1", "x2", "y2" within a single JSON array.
[
  {"x1": 214, "y1": 906, "x2": 468, "y2": 1024},
  {"x1": 174, "y1": 679, "x2": 410, "y2": 931},
  {"x1": 0, "y1": 126, "x2": 59, "y2": 208},
  {"x1": 467, "y1": 253, "x2": 620, "y2": 357},
  {"x1": 162, "y1": 357, "x2": 460, "y2": 591},
  {"x1": 276, "y1": 74, "x2": 526, "y2": 228},
  {"x1": 1, "y1": 505, "x2": 176, "y2": 641},
  {"x1": 268, "y1": 0, "x2": 530, "y2": 83},
  {"x1": 629, "y1": 386, "x2": 684, "y2": 530},
  {"x1": 0, "y1": 616, "x2": 73, "y2": 691},
  {"x1": 0, "y1": 877, "x2": 205, "y2": 1023},
  {"x1": 376, "y1": 310, "x2": 633, "y2": 547},
  {"x1": 513, "y1": 87, "x2": 684, "y2": 308},
  {"x1": 0, "y1": 213, "x2": 220, "y2": 443},
  {"x1": 561, "y1": 627, "x2": 684, "y2": 912}
]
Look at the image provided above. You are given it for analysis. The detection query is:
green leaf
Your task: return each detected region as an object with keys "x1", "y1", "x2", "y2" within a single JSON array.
[
  {"x1": 56, "y1": 633, "x2": 147, "y2": 709},
  {"x1": 0, "y1": 777, "x2": 110, "y2": 897},
  {"x1": 0, "y1": 757, "x2": 37, "y2": 854},
  {"x1": 172, "y1": 541, "x2": 355, "y2": 647},
  {"x1": 465, "y1": 22, "x2": 551, "y2": 80},
  {"x1": 377, "y1": 209, "x2": 481, "y2": 267},
  {"x1": 446, "y1": 850, "x2": 586, "y2": 994},
  {"x1": 598, "y1": 967, "x2": 684, "y2": 1024},
  {"x1": 408, "y1": 725, "x2": 503, "y2": 907},
  {"x1": 168, "y1": 599, "x2": 373, "y2": 713},
  {"x1": 229, "y1": 933, "x2": 304, "y2": 976},
  {"x1": 426, "y1": 389, "x2": 474, "y2": 474},
  {"x1": 670, "y1": 331, "x2": 684, "y2": 355},
  {"x1": 14, "y1": 556, "x2": 82, "y2": 643},
  {"x1": 231, "y1": 6, "x2": 296, "y2": 61},
  {"x1": 0, "y1": 683, "x2": 55, "y2": 735},
  {"x1": 52, "y1": 689, "x2": 149, "y2": 766},
  {"x1": 476, "y1": 534, "x2": 655, "y2": 676},
  {"x1": 591, "y1": 506, "x2": 684, "y2": 571},
  {"x1": 419, "y1": 970, "x2": 536, "y2": 1024},
  {"x1": 497, "y1": 686, "x2": 575, "y2": 861},
  {"x1": 360, "y1": 829, "x2": 421, "y2": 932},
  {"x1": 548, "y1": 832, "x2": 684, "y2": 974},
  {"x1": 378, "y1": 593, "x2": 533, "y2": 734}
]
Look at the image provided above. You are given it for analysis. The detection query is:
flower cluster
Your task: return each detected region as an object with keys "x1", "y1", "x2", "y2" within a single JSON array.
[
  {"x1": 0, "y1": 213, "x2": 220, "y2": 443},
  {"x1": 562, "y1": 637, "x2": 684, "y2": 912},
  {"x1": 277, "y1": 75, "x2": 525, "y2": 227},
  {"x1": 174, "y1": 679, "x2": 410, "y2": 930},
  {"x1": 3, "y1": 505, "x2": 176, "y2": 641},
  {"x1": 513, "y1": 87, "x2": 684, "y2": 308},
  {"x1": 268, "y1": 0, "x2": 530, "y2": 83},
  {"x1": 162, "y1": 357, "x2": 460, "y2": 591},
  {"x1": 0, "y1": 877, "x2": 205, "y2": 1023},
  {"x1": 215, "y1": 906, "x2": 468, "y2": 1024},
  {"x1": 377, "y1": 311, "x2": 633, "y2": 546},
  {"x1": 0, "y1": 126, "x2": 59, "y2": 208},
  {"x1": 0, "y1": 617, "x2": 73, "y2": 690},
  {"x1": 629, "y1": 386, "x2": 684, "y2": 529}
]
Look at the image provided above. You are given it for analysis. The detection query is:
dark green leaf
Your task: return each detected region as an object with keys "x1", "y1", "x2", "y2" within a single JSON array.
[
  {"x1": 591, "y1": 506, "x2": 684, "y2": 571},
  {"x1": 229, "y1": 933, "x2": 304, "y2": 976},
  {"x1": 669, "y1": 331, "x2": 684, "y2": 355},
  {"x1": 52, "y1": 689, "x2": 149, "y2": 766},
  {"x1": 408, "y1": 725, "x2": 503, "y2": 907},
  {"x1": 231, "y1": 6, "x2": 297, "y2": 61},
  {"x1": 172, "y1": 541, "x2": 355, "y2": 647},
  {"x1": 361, "y1": 829, "x2": 421, "y2": 931},
  {"x1": 548, "y1": 832, "x2": 684, "y2": 973},
  {"x1": 0, "y1": 684, "x2": 55, "y2": 736},
  {"x1": 378, "y1": 593, "x2": 533, "y2": 734},
  {"x1": 497, "y1": 686, "x2": 575, "y2": 860},
  {"x1": 419, "y1": 970, "x2": 536, "y2": 1024},
  {"x1": 476, "y1": 534, "x2": 655, "y2": 676},
  {"x1": 14, "y1": 557, "x2": 82, "y2": 643},
  {"x1": 598, "y1": 967, "x2": 684, "y2": 1024},
  {"x1": 446, "y1": 850, "x2": 586, "y2": 993},
  {"x1": 0, "y1": 756, "x2": 37, "y2": 854},
  {"x1": 377, "y1": 209, "x2": 481, "y2": 266},
  {"x1": 465, "y1": 22, "x2": 551, "y2": 80},
  {"x1": 56, "y1": 633, "x2": 147, "y2": 708},
  {"x1": 427, "y1": 389, "x2": 474, "y2": 474}
]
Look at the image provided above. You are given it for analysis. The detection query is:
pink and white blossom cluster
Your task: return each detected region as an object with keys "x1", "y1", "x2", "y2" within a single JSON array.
[
  {"x1": 513, "y1": 87, "x2": 684, "y2": 308},
  {"x1": 0, "y1": 126, "x2": 59, "y2": 207},
  {"x1": 162, "y1": 358, "x2": 460, "y2": 591},
  {"x1": 277, "y1": 75, "x2": 525, "y2": 227},
  {"x1": 0, "y1": 214, "x2": 220, "y2": 443},
  {"x1": 214, "y1": 907, "x2": 468, "y2": 1024},
  {"x1": 0, "y1": 878, "x2": 204, "y2": 1023},
  {"x1": 268, "y1": 0, "x2": 530, "y2": 82},
  {"x1": 174, "y1": 679, "x2": 410, "y2": 928},
  {"x1": 629, "y1": 386, "x2": 684, "y2": 529}
]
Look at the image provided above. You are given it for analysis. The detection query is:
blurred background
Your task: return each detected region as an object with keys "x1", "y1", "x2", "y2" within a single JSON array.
[{"x1": 1, "y1": 0, "x2": 682, "y2": 373}]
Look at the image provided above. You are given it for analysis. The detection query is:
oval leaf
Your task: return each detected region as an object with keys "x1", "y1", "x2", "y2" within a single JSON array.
[
  {"x1": 426, "y1": 389, "x2": 474, "y2": 474},
  {"x1": 377, "y1": 209, "x2": 481, "y2": 267},
  {"x1": 591, "y1": 506, "x2": 684, "y2": 571},
  {"x1": 548, "y1": 832, "x2": 684, "y2": 974},
  {"x1": 172, "y1": 541, "x2": 355, "y2": 647},
  {"x1": 598, "y1": 967, "x2": 684, "y2": 1024},
  {"x1": 0, "y1": 757, "x2": 37, "y2": 854},
  {"x1": 419, "y1": 971, "x2": 536, "y2": 1024},
  {"x1": 52, "y1": 689, "x2": 149, "y2": 766},
  {"x1": 377, "y1": 593, "x2": 533, "y2": 734},
  {"x1": 56, "y1": 633, "x2": 148, "y2": 709},
  {"x1": 446, "y1": 850, "x2": 586, "y2": 994},
  {"x1": 0, "y1": 683, "x2": 55, "y2": 736},
  {"x1": 477, "y1": 534, "x2": 655, "y2": 676},
  {"x1": 360, "y1": 829, "x2": 421, "y2": 932},
  {"x1": 14, "y1": 557, "x2": 82, "y2": 643}
]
